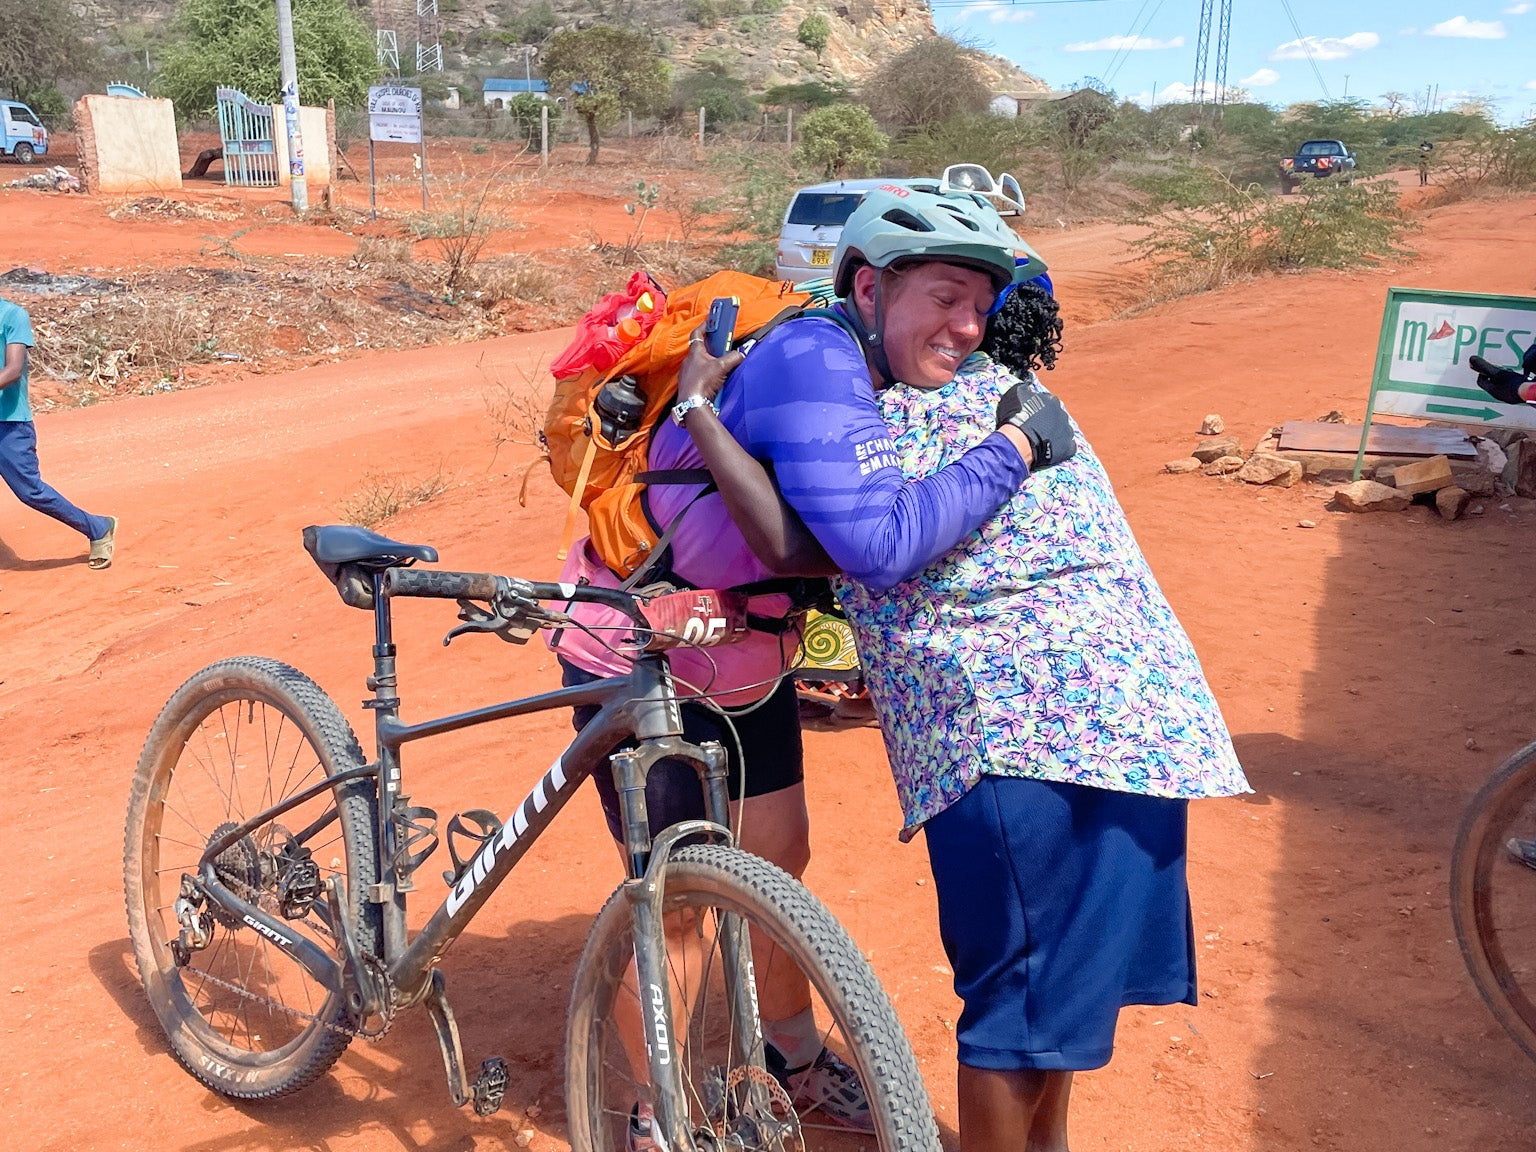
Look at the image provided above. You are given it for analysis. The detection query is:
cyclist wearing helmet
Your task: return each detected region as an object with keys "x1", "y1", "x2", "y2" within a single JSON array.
[
  {"x1": 552, "y1": 187, "x2": 1070, "y2": 1146},
  {"x1": 677, "y1": 251, "x2": 1249, "y2": 1152}
]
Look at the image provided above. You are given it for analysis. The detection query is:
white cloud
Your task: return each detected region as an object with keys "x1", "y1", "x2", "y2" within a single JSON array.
[
  {"x1": 1064, "y1": 34, "x2": 1184, "y2": 51},
  {"x1": 1239, "y1": 67, "x2": 1281, "y2": 87},
  {"x1": 1129, "y1": 80, "x2": 1244, "y2": 106},
  {"x1": 1399, "y1": 26, "x2": 1418, "y2": 34},
  {"x1": 1503, "y1": 3, "x2": 1532, "y2": 14},
  {"x1": 1269, "y1": 31, "x2": 1380, "y2": 60},
  {"x1": 956, "y1": 1, "x2": 1036, "y2": 22},
  {"x1": 1525, "y1": 79, "x2": 1536, "y2": 89},
  {"x1": 1426, "y1": 16, "x2": 1507, "y2": 37}
]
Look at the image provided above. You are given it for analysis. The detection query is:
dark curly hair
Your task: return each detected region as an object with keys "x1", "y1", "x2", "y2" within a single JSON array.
[{"x1": 980, "y1": 283, "x2": 1064, "y2": 378}]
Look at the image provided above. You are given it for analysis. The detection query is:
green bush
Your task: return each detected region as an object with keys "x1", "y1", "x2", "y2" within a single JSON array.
[
  {"x1": 157, "y1": 0, "x2": 376, "y2": 118},
  {"x1": 672, "y1": 65, "x2": 757, "y2": 126},
  {"x1": 1134, "y1": 175, "x2": 1411, "y2": 297},
  {"x1": 795, "y1": 103, "x2": 887, "y2": 178},
  {"x1": 762, "y1": 80, "x2": 849, "y2": 109},
  {"x1": 750, "y1": 0, "x2": 785, "y2": 12},
  {"x1": 685, "y1": 0, "x2": 719, "y2": 26},
  {"x1": 887, "y1": 112, "x2": 1036, "y2": 180},
  {"x1": 506, "y1": 91, "x2": 558, "y2": 142},
  {"x1": 707, "y1": 145, "x2": 805, "y2": 275},
  {"x1": 796, "y1": 13, "x2": 830, "y2": 59}
]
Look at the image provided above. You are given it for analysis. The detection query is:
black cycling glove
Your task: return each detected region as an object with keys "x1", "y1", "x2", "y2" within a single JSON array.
[
  {"x1": 996, "y1": 383, "x2": 1077, "y2": 471},
  {"x1": 1469, "y1": 355, "x2": 1532, "y2": 406}
]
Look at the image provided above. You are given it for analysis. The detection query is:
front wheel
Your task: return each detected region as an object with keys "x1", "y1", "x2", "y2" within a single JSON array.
[
  {"x1": 13, "y1": 142, "x2": 34, "y2": 164},
  {"x1": 1451, "y1": 742, "x2": 1536, "y2": 1062},
  {"x1": 567, "y1": 844, "x2": 940, "y2": 1152},
  {"x1": 124, "y1": 657, "x2": 382, "y2": 1099}
]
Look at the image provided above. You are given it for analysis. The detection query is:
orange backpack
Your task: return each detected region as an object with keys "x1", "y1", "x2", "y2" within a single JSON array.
[{"x1": 544, "y1": 271, "x2": 818, "y2": 580}]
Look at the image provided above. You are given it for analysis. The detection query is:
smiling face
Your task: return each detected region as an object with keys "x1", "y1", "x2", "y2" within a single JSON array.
[{"x1": 851, "y1": 260, "x2": 998, "y2": 389}]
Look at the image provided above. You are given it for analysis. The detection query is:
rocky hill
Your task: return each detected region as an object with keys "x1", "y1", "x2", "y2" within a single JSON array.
[{"x1": 81, "y1": 0, "x2": 1045, "y2": 98}]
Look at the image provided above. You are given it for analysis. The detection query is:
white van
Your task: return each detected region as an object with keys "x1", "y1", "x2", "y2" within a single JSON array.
[{"x1": 2, "y1": 101, "x2": 49, "y2": 164}]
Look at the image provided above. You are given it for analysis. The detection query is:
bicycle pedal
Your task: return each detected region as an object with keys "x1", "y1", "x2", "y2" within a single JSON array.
[{"x1": 471, "y1": 1056, "x2": 508, "y2": 1117}]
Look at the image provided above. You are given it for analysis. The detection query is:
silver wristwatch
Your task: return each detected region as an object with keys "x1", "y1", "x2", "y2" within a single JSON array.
[{"x1": 672, "y1": 394, "x2": 716, "y2": 426}]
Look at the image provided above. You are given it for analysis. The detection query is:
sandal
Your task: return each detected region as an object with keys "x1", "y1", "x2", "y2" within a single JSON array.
[{"x1": 88, "y1": 516, "x2": 118, "y2": 570}]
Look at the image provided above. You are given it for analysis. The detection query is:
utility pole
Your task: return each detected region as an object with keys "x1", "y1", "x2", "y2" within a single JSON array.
[{"x1": 275, "y1": 0, "x2": 307, "y2": 212}]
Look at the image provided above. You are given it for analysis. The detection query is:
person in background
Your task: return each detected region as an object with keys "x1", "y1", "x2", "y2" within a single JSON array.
[
  {"x1": 0, "y1": 294, "x2": 117, "y2": 569},
  {"x1": 676, "y1": 263, "x2": 1250, "y2": 1152}
]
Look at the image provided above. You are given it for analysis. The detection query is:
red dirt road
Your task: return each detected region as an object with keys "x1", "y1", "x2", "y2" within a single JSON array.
[{"x1": 4, "y1": 191, "x2": 1536, "y2": 1152}]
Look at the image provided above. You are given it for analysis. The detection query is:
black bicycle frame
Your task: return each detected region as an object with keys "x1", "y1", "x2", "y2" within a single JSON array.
[{"x1": 190, "y1": 566, "x2": 749, "y2": 1148}]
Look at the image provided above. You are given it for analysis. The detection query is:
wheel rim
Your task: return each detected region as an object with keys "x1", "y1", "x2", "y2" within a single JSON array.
[
  {"x1": 137, "y1": 691, "x2": 359, "y2": 1060},
  {"x1": 585, "y1": 884, "x2": 883, "y2": 1151},
  {"x1": 1456, "y1": 762, "x2": 1536, "y2": 1059}
]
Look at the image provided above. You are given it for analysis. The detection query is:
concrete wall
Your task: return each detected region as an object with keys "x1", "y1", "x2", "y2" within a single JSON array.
[
  {"x1": 73, "y1": 95, "x2": 182, "y2": 195},
  {"x1": 270, "y1": 104, "x2": 335, "y2": 189}
]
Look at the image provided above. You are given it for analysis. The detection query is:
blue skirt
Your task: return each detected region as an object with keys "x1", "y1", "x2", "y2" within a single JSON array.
[{"x1": 922, "y1": 774, "x2": 1197, "y2": 1072}]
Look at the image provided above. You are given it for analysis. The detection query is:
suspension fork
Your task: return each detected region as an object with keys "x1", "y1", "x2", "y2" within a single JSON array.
[{"x1": 612, "y1": 663, "x2": 775, "y2": 1148}]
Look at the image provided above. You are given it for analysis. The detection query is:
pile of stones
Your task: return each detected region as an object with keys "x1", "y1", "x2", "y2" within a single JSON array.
[{"x1": 1164, "y1": 414, "x2": 1534, "y2": 521}]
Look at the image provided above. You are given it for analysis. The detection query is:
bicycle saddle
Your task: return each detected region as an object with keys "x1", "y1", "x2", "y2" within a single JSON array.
[{"x1": 303, "y1": 525, "x2": 439, "y2": 568}]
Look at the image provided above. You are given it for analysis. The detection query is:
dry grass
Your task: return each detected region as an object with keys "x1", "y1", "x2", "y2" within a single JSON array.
[{"x1": 339, "y1": 466, "x2": 452, "y2": 527}]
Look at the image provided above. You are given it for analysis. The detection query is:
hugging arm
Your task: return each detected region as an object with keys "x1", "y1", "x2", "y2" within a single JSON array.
[
  {"x1": 677, "y1": 344, "x2": 838, "y2": 577},
  {"x1": 679, "y1": 321, "x2": 1031, "y2": 592}
]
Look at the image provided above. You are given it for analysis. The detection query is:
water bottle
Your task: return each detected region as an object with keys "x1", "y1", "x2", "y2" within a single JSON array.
[{"x1": 593, "y1": 375, "x2": 646, "y2": 447}]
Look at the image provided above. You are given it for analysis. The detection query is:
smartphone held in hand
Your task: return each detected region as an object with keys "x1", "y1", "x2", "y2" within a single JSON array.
[{"x1": 702, "y1": 295, "x2": 740, "y2": 358}]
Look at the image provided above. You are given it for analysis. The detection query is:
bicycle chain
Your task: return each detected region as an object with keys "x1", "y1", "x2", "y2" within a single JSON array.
[{"x1": 183, "y1": 875, "x2": 398, "y2": 1041}]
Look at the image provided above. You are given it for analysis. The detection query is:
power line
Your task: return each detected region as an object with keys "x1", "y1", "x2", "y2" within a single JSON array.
[
  {"x1": 1101, "y1": 0, "x2": 1157, "y2": 87},
  {"x1": 1277, "y1": 0, "x2": 1333, "y2": 101}
]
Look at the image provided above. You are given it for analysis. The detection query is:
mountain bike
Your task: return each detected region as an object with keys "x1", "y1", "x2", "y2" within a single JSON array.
[
  {"x1": 123, "y1": 524, "x2": 939, "y2": 1152},
  {"x1": 1451, "y1": 741, "x2": 1536, "y2": 1063}
]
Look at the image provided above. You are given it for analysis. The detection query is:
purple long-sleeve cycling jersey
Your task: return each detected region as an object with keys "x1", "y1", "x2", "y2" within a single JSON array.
[{"x1": 653, "y1": 314, "x2": 1030, "y2": 592}]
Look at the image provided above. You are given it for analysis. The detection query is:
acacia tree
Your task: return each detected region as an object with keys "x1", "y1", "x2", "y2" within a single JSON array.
[
  {"x1": 862, "y1": 36, "x2": 990, "y2": 129},
  {"x1": 158, "y1": 0, "x2": 377, "y2": 118},
  {"x1": 543, "y1": 26, "x2": 668, "y2": 165}
]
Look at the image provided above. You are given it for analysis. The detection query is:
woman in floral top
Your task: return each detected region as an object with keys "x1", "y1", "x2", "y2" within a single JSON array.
[{"x1": 679, "y1": 274, "x2": 1248, "y2": 1151}]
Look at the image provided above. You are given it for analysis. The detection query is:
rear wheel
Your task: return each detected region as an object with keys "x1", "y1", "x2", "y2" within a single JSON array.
[
  {"x1": 124, "y1": 657, "x2": 381, "y2": 1099},
  {"x1": 1451, "y1": 742, "x2": 1536, "y2": 1063},
  {"x1": 568, "y1": 844, "x2": 939, "y2": 1152},
  {"x1": 13, "y1": 142, "x2": 34, "y2": 164}
]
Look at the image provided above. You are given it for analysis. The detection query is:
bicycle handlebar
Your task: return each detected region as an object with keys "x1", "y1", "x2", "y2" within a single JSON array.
[
  {"x1": 383, "y1": 567, "x2": 646, "y2": 620},
  {"x1": 384, "y1": 567, "x2": 502, "y2": 601}
]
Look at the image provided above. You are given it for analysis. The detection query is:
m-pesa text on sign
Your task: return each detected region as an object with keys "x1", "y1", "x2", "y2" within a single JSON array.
[{"x1": 1367, "y1": 287, "x2": 1536, "y2": 432}]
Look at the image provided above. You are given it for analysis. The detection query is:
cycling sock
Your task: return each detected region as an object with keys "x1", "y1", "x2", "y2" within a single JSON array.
[{"x1": 764, "y1": 1005, "x2": 822, "y2": 1069}]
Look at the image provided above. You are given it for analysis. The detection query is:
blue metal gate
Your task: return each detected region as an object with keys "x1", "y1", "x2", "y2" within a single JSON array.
[{"x1": 215, "y1": 87, "x2": 278, "y2": 187}]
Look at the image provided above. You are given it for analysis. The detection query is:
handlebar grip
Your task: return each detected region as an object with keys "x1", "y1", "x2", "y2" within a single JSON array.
[{"x1": 384, "y1": 568, "x2": 501, "y2": 601}]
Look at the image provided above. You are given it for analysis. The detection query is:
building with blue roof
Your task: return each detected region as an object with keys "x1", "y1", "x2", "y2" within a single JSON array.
[{"x1": 482, "y1": 78, "x2": 549, "y2": 108}]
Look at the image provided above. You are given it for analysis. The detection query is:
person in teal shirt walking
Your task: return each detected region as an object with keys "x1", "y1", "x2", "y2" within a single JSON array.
[{"x1": 1, "y1": 296, "x2": 117, "y2": 568}]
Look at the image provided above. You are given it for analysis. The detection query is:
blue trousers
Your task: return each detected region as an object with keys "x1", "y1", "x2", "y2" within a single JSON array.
[{"x1": 0, "y1": 420, "x2": 111, "y2": 542}]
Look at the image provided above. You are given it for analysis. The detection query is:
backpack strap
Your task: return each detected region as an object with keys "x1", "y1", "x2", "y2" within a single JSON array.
[{"x1": 619, "y1": 479, "x2": 718, "y2": 592}]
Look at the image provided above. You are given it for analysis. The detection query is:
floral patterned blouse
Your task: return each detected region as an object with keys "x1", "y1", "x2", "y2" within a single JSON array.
[{"x1": 834, "y1": 358, "x2": 1251, "y2": 841}]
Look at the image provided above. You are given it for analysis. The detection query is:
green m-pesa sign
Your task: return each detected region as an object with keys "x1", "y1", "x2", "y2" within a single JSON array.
[{"x1": 1367, "y1": 287, "x2": 1536, "y2": 432}]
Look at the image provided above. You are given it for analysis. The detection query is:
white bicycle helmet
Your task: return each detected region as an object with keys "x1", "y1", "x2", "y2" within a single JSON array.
[
  {"x1": 829, "y1": 185, "x2": 1048, "y2": 381},
  {"x1": 831, "y1": 185, "x2": 1044, "y2": 297}
]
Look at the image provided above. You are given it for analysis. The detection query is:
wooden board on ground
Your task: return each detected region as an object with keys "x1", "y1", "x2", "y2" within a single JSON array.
[{"x1": 1279, "y1": 420, "x2": 1476, "y2": 458}]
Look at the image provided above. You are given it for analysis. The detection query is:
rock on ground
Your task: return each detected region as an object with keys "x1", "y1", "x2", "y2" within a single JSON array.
[
  {"x1": 1200, "y1": 414, "x2": 1226, "y2": 435},
  {"x1": 1165, "y1": 457, "x2": 1202, "y2": 474},
  {"x1": 1238, "y1": 451, "x2": 1304, "y2": 488},
  {"x1": 1334, "y1": 480, "x2": 1410, "y2": 513},
  {"x1": 1193, "y1": 436, "x2": 1242, "y2": 463},
  {"x1": 1436, "y1": 486, "x2": 1471, "y2": 520},
  {"x1": 1203, "y1": 455, "x2": 1246, "y2": 476}
]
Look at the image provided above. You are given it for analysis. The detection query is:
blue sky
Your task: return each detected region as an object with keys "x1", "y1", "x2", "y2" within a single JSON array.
[{"x1": 933, "y1": 0, "x2": 1536, "y2": 122}]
